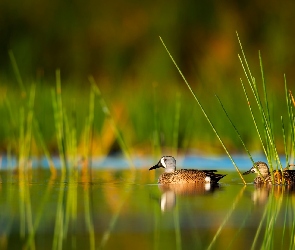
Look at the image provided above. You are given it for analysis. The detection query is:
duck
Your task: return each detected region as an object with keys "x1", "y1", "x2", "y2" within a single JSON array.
[
  {"x1": 242, "y1": 161, "x2": 295, "y2": 185},
  {"x1": 149, "y1": 156, "x2": 226, "y2": 184}
]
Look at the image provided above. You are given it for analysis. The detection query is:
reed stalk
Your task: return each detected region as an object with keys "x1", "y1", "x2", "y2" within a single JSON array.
[
  {"x1": 172, "y1": 92, "x2": 181, "y2": 157},
  {"x1": 52, "y1": 70, "x2": 67, "y2": 175},
  {"x1": 89, "y1": 76, "x2": 134, "y2": 169},
  {"x1": 215, "y1": 95, "x2": 255, "y2": 164},
  {"x1": 8, "y1": 50, "x2": 26, "y2": 97},
  {"x1": 33, "y1": 120, "x2": 56, "y2": 174},
  {"x1": 152, "y1": 83, "x2": 162, "y2": 159},
  {"x1": 80, "y1": 85, "x2": 96, "y2": 179},
  {"x1": 237, "y1": 33, "x2": 282, "y2": 173},
  {"x1": 160, "y1": 36, "x2": 246, "y2": 184},
  {"x1": 285, "y1": 79, "x2": 295, "y2": 165}
]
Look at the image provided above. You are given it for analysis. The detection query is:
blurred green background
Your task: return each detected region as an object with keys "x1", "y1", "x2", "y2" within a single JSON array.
[{"x1": 0, "y1": 0, "x2": 295, "y2": 156}]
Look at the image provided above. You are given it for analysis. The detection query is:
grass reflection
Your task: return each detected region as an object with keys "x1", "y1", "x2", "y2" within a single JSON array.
[
  {"x1": 207, "y1": 185, "x2": 246, "y2": 250},
  {"x1": 1, "y1": 169, "x2": 295, "y2": 248},
  {"x1": 98, "y1": 171, "x2": 135, "y2": 249}
]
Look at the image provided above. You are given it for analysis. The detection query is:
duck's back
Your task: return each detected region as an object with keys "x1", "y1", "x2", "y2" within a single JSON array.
[
  {"x1": 158, "y1": 169, "x2": 226, "y2": 184},
  {"x1": 278, "y1": 170, "x2": 295, "y2": 184}
]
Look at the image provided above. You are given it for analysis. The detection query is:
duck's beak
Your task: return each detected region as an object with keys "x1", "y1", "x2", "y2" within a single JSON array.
[
  {"x1": 242, "y1": 167, "x2": 254, "y2": 175},
  {"x1": 242, "y1": 170, "x2": 251, "y2": 175},
  {"x1": 149, "y1": 161, "x2": 164, "y2": 170}
]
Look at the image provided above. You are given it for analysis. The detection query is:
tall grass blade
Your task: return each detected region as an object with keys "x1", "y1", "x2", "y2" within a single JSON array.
[
  {"x1": 23, "y1": 84, "x2": 36, "y2": 168},
  {"x1": 237, "y1": 33, "x2": 282, "y2": 173},
  {"x1": 240, "y1": 80, "x2": 267, "y2": 158},
  {"x1": 89, "y1": 76, "x2": 134, "y2": 170},
  {"x1": 172, "y1": 92, "x2": 181, "y2": 157},
  {"x1": 286, "y1": 82, "x2": 295, "y2": 164},
  {"x1": 8, "y1": 50, "x2": 26, "y2": 97},
  {"x1": 33, "y1": 120, "x2": 56, "y2": 174},
  {"x1": 4, "y1": 96, "x2": 18, "y2": 144},
  {"x1": 18, "y1": 107, "x2": 25, "y2": 172},
  {"x1": 215, "y1": 95, "x2": 255, "y2": 164},
  {"x1": 85, "y1": 86, "x2": 96, "y2": 173},
  {"x1": 52, "y1": 70, "x2": 67, "y2": 175},
  {"x1": 281, "y1": 116, "x2": 289, "y2": 168},
  {"x1": 152, "y1": 83, "x2": 162, "y2": 159},
  {"x1": 160, "y1": 36, "x2": 246, "y2": 184}
]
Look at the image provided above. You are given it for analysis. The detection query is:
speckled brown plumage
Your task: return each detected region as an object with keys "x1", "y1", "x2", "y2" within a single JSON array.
[{"x1": 157, "y1": 169, "x2": 226, "y2": 184}]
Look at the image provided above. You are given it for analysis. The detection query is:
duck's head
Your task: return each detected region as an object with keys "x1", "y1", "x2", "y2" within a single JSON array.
[
  {"x1": 149, "y1": 156, "x2": 176, "y2": 173},
  {"x1": 243, "y1": 161, "x2": 270, "y2": 177}
]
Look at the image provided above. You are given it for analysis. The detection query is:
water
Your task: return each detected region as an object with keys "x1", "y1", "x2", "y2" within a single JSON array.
[{"x1": 0, "y1": 156, "x2": 294, "y2": 249}]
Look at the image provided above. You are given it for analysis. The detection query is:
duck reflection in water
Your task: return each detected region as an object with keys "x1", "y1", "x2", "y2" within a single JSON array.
[
  {"x1": 159, "y1": 183, "x2": 221, "y2": 212},
  {"x1": 251, "y1": 184, "x2": 295, "y2": 205}
]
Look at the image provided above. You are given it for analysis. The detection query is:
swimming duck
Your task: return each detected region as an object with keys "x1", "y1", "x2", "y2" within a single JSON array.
[
  {"x1": 243, "y1": 161, "x2": 295, "y2": 185},
  {"x1": 149, "y1": 156, "x2": 226, "y2": 184}
]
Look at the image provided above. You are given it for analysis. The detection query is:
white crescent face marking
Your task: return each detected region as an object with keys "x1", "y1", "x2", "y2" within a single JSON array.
[{"x1": 161, "y1": 157, "x2": 166, "y2": 168}]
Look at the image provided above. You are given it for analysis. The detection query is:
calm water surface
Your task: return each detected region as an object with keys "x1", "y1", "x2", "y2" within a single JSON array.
[{"x1": 0, "y1": 156, "x2": 294, "y2": 249}]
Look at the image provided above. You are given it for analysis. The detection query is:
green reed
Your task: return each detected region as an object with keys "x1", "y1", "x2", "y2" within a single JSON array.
[
  {"x1": 236, "y1": 33, "x2": 295, "y2": 185},
  {"x1": 285, "y1": 79, "x2": 295, "y2": 166},
  {"x1": 82, "y1": 84, "x2": 96, "y2": 174},
  {"x1": 89, "y1": 76, "x2": 134, "y2": 169},
  {"x1": 172, "y1": 92, "x2": 181, "y2": 157},
  {"x1": 52, "y1": 70, "x2": 67, "y2": 175},
  {"x1": 152, "y1": 83, "x2": 162, "y2": 159},
  {"x1": 160, "y1": 36, "x2": 246, "y2": 184},
  {"x1": 237, "y1": 33, "x2": 283, "y2": 173},
  {"x1": 33, "y1": 120, "x2": 56, "y2": 174},
  {"x1": 235, "y1": 34, "x2": 295, "y2": 249},
  {"x1": 281, "y1": 116, "x2": 289, "y2": 168},
  {"x1": 215, "y1": 95, "x2": 255, "y2": 164},
  {"x1": 226, "y1": 34, "x2": 295, "y2": 248},
  {"x1": 8, "y1": 50, "x2": 26, "y2": 97}
]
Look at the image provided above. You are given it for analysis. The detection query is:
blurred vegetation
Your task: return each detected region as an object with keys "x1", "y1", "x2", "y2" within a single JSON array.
[{"x1": 1, "y1": 0, "x2": 295, "y2": 155}]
